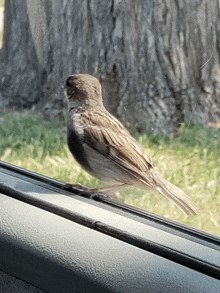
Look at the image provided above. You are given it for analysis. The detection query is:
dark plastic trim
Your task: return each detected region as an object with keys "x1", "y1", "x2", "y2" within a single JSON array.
[
  {"x1": 0, "y1": 159, "x2": 220, "y2": 249},
  {"x1": 1, "y1": 160, "x2": 220, "y2": 293},
  {"x1": 0, "y1": 162, "x2": 220, "y2": 280}
]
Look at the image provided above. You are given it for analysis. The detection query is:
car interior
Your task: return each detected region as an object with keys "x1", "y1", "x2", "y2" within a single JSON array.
[{"x1": 1, "y1": 160, "x2": 220, "y2": 293}]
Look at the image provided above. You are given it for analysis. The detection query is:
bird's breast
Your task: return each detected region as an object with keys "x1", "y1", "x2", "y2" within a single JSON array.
[
  {"x1": 67, "y1": 112, "x2": 92, "y2": 173},
  {"x1": 72, "y1": 113, "x2": 84, "y2": 136}
]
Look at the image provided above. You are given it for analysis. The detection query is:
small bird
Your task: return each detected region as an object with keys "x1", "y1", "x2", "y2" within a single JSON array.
[{"x1": 64, "y1": 73, "x2": 198, "y2": 215}]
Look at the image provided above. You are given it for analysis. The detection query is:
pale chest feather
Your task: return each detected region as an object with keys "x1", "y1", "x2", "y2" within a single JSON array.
[
  {"x1": 67, "y1": 110, "x2": 129, "y2": 184},
  {"x1": 72, "y1": 113, "x2": 84, "y2": 136},
  {"x1": 67, "y1": 107, "x2": 85, "y2": 135}
]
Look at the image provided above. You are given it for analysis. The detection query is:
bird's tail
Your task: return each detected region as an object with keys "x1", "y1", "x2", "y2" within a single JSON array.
[{"x1": 156, "y1": 179, "x2": 199, "y2": 215}]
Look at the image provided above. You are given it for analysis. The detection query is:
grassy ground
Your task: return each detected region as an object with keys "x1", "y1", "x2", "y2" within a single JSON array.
[
  {"x1": 0, "y1": 0, "x2": 4, "y2": 46},
  {"x1": 0, "y1": 113, "x2": 220, "y2": 237}
]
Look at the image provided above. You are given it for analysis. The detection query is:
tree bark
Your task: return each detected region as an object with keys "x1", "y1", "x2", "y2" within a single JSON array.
[{"x1": 0, "y1": 0, "x2": 220, "y2": 134}]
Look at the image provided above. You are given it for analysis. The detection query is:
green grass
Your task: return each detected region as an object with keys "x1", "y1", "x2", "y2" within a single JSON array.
[
  {"x1": 0, "y1": 113, "x2": 220, "y2": 237},
  {"x1": 0, "y1": 0, "x2": 4, "y2": 46}
]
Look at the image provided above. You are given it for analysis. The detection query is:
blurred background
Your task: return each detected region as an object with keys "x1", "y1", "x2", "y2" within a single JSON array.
[{"x1": 0, "y1": 0, "x2": 219, "y2": 236}]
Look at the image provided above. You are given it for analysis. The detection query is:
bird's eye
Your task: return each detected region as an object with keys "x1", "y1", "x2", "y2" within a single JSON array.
[{"x1": 66, "y1": 80, "x2": 71, "y2": 87}]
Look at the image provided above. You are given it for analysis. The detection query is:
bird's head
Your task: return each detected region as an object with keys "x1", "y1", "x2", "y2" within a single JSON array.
[{"x1": 64, "y1": 74, "x2": 103, "y2": 109}]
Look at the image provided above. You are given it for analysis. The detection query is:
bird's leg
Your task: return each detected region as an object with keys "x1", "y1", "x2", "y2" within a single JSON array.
[
  {"x1": 64, "y1": 183, "x2": 90, "y2": 191},
  {"x1": 63, "y1": 183, "x2": 130, "y2": 199},
  {"x1": 63, "y1": 183, "x2": 107, "y2": 198},
  {"x1": 89, "y1": 183, "x2": 131, "y2": 198},
  {"x1": 91, "y1": 183, "x2": 131, "y2": 194}
]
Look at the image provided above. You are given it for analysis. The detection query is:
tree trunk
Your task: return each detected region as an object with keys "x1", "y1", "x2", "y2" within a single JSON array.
[{"x1": 0, "y1": 0, "x2": 220, "y2": 134}]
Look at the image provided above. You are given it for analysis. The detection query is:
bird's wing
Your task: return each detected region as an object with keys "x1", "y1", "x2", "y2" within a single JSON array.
[
  {"x1": 81, "y1": 109, "x2": 199, "y2": 215},
  {"x1": 81, "y1": 109, "x2": 156, "y2": 187}
]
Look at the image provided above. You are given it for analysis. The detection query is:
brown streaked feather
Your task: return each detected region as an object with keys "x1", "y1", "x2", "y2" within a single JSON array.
[
  {"x1": 65, "y1": 74, "x2": 198, "y2": 215},
  {"x1": 80, "y1": 109, "x2": 160, "y2": 188},
  {"x1": 81, "y1": 108, "x2": 154, "y2": 173},
  {"x1": 150, "y1": 168, "x2": 198, "y2": 215},
  {"x1": 80, "y1": 108, "x2": 198, "y2": 215}
]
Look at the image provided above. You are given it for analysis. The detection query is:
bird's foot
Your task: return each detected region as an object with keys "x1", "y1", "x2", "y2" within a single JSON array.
[
  {"x1": 63, "y1": 183, "x2": 108, "y2": 199},
  {"x1": 64, "y1": 183, "x2": 90, "y2": 191},
  {"x1": 90, "y1": 187, "x2": 115, "y2": 199},
  {"x1": 82, "y1": 189, "x2": 109, "y2": 199}
]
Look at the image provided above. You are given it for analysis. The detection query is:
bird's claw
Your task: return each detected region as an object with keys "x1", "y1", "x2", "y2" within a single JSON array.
[
  {"x1": 82, "y1": 189, "x2": 108, "y2": 199},
  {"x1": 64, "y1": 183, "x2": 90, "y2": 191},
  {"x1": 63, "y1": 183, "x2": 108, "y2": 199}
]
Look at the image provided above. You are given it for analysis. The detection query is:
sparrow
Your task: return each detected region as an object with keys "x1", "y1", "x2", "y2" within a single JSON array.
[{"x1": 64, "y1": 73, "x2": 198, "y2": 215}]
